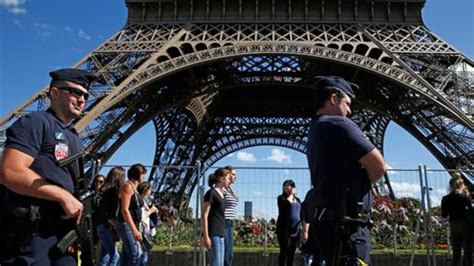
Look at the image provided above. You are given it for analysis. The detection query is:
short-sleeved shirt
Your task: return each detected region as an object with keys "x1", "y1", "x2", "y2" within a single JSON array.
[
  {"x1": 204, "y1": 188, "x2": 225, "y2": 237},
  {"x1": 223, "y1": 188, "x2": 238, "y2": 220},
  {"x1": 441, "y1": 193, "x2": 472, "y2": 222},
  {"x1": 306, "y1": 115, "x2": 375, "y2": 214},
  {"x1": 2, "y1": 109, "x2": 82, "y2": 217},
  {"x1": 5, "y1": 109, "x2": 82, "y2": 194}
]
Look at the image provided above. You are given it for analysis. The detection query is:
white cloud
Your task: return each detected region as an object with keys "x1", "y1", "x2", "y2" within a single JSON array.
[
  {"x1": 9, "y1": 6, "x2": 25, "y2": 13},
  {"x1": 236, "y1": 151, "x2": 256, "y2": 162},
  {"x1": 0, "y1": 0, "x2": 24, "y2": 5},
  {"x1": 78, "y1": 29, "x2": 92, "y2": 40},
  {"x1": 253, "y1": 209, "x2": 278, "y2": 220},
  {"x1": 226, "y1": 153, "x2": 234, "y2": 158},
  {"x1": 386, "y1": 164, "x2": 397, "y2": 175},
  {"x1": 37, "y1": 31, "x2": 52, "y2": 40},
  {"x1": 390, "y1": 181, "x2": 421, "y2": 199},
  {"x1": 33, "y1": 22, "x2": 59, "y2": 40},
  {"x1": 429, "y1": 195, "x2": 442, "y2": 207},
  {"x1": 428, "y1": 188, "x2": 447, "y2": 207},
  {"x1": 33, "y1": 22, "x2": 54, "y2": 29},
  {"x1": 282, "y1": 169, "x2": 290, "y2": 174},
  {"x1": 252, "y1": 190, "x2": 263, "y2": 196},
  {"x1": 0, "y1": 0, "x2": 27, "y2": 14},
  {"x1": 435, "y1": 188, "x2": 447, "y2": 195},
  {"x1": 64, "y1": 26, "x2": 72, "y2": 32},
  {"x1": 265, "y1": 148, "x2": 292, "y2": 164}
]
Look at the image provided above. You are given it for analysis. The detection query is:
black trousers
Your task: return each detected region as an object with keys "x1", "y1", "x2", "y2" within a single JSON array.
[
  {"x1": 312, "y1": 220, "x2": 370, "y2": 266},
  {"x1": 0, "y1": 208, "x2": 78, "y2": 266},
  {"x1": 449, "y1": 220, "x2": 472, "y2": 266},
  {"x1": 0, "y1": 233, "x2": 77, "y2": 266},
  {"x1": 277, "y1": 233, "x2": 299, "y2": 266}
]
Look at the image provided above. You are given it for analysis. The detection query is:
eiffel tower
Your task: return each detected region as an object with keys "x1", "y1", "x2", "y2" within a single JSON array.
[{"x1": 1, "y1": 0, "x2": 472, "y2": 209}]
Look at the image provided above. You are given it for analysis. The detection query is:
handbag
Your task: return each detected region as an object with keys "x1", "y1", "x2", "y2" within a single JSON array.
[{"x1": 140, "y1": 223, "x2": 154, "y2": 251}]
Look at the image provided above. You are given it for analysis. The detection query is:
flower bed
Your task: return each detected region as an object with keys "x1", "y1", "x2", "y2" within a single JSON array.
[{"x1": 152, "y1": 196, "x2": 448, "y2": 251}]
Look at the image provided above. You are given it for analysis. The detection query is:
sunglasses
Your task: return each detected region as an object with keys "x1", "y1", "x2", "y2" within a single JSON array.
[
  {"x1": 57, "y1": 87, "x2": 90, "y2": 101},
  {"x1": 96, "y1": 180, "x2": 105, "y2": 184}
]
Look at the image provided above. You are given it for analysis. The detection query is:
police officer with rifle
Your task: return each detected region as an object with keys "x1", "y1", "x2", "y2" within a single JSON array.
[
  {"x1": 57, "y1": 151, "x2": 101, "y2": 265},
  {"x1": 0, "y1": 68, "x2": 97, "y2": 265},
  {"x1": 306, "y1": 77, "x2": 387, "y2": 265}
]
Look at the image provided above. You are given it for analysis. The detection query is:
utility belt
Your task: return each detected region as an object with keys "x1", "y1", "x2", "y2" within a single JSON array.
[
  {"x1": 0, "y1": 198, "x2": 73, "y2": 253},
  {"x1": 313, "y1": 207, "x2": 371, "y2": 226},
  {"x1": 0, "y1": 203, "x2": 41, "y2": 253}
]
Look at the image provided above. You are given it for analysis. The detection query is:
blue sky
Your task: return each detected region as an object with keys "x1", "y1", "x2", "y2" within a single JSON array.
[{"x1": 1, "y1": 0, "x2": 472, "y2": 216}]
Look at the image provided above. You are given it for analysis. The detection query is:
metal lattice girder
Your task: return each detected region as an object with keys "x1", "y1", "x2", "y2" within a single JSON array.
[
  {"x1": 149, "y1": 109, "x2": 199, "y2": 193},
  {"x1": 200, "y1": 116, "x2": 312, "y2": 164},
  {"x1": 178, "y1": 109, "x2": 394, "y2": 197},
  {"x1": 363, "y1": 24, "x2": 461, "y2": 54},
  {"x1": 1, "y1": 0, "x2": 473, "y2": 210},
  {"x1": 2, "y1": 22, "x2": 470, "y2": 127},
  {"x1": 72, "y1": 42, "x2": 470, "y2": 129}
]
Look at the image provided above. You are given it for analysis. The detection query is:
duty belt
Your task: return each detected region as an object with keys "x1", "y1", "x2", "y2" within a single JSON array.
[{"x1": 314, "y1": 208, "x2": 371, "y2": 223}]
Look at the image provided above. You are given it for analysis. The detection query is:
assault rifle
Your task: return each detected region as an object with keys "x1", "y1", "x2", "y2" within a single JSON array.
[
  {"x1": 56, "y1": 152, "x2": 100, "y2": 265},
  {"x1": 331, "y1": 187, "x2": 374, "y2": 266}
]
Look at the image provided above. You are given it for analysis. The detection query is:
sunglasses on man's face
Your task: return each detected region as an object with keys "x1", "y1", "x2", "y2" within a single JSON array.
[
  {"x1": 57, "y1": 87, "x2": 90, "y2": 101},
  {"x1": 96, "y1": 180, "x2": 105, "y2": 184}
]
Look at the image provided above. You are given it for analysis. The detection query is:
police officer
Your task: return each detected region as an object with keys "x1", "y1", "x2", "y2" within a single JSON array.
[
  {"x1": 0, "y1": 68, "x2": 96, "y2": 265},
  {"x1": 306, "y1": 76, "x2": 386, "y2": 266}
]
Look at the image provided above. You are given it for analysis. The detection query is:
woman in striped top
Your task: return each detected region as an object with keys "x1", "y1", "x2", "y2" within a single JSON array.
[
  {"x1": 223, "y1": 166, "x2": 238, "y2": 266},
  {"x1": 202, "y1": 167, "x2": 231, "y2": 266}
]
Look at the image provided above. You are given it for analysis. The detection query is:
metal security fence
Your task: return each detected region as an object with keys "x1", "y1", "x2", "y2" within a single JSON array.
[
  {"x1": 96, "y1": 164, "x2": 472, "y2": 266},
  {"x1": 193, "y1": 166, "x2": 471, "y2": 266},
  {"x1": 206, "y1": 166, "x2": 312, "y2": 220}
]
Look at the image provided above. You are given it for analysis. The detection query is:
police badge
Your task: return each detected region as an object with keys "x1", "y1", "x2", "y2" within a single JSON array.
[{"x1": 55, "y1": 143, "x2": 69, "y2": 160}]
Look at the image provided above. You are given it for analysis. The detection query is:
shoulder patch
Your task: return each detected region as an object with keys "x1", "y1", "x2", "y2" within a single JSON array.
[{"x1": 55, "y1": 132, "x2": 66, "y2": 140}]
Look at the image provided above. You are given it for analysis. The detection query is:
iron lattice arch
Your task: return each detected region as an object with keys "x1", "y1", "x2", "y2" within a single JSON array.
[{"x1": 1, "y1": 0, "x2": 472, "y2": 210}]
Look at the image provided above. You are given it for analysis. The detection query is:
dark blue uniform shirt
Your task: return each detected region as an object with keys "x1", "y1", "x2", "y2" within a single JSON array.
[
  {"x1": 5, "y1": 109, "x2": 82, "y2": 195},
  {"x1": 306, "y1": 115, "x2": 375, "y2": 214}
]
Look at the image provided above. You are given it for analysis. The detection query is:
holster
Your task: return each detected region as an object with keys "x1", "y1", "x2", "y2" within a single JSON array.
[{"x1": 0, "y1": 204, "x2": 41, "y2": 253}]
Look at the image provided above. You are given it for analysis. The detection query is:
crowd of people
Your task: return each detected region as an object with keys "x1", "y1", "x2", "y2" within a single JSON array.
[
  {"x1": 90, "y1": 164, "x2": 161, "y2": 266},
  {"x1": 0, "y1": 67, "x2": 472, "y2": 266}
]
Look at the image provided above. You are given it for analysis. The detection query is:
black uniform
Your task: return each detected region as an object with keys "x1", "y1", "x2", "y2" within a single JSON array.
[
  {"x1": 0, "y1": 109, "x2": 82, "y2": 265},
  {"x1": 306, "y1": 115, "x2": 375, "y2": 265},
  {"x1": 0, "y1": 68, "x2": 95, "y2": 265}
]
